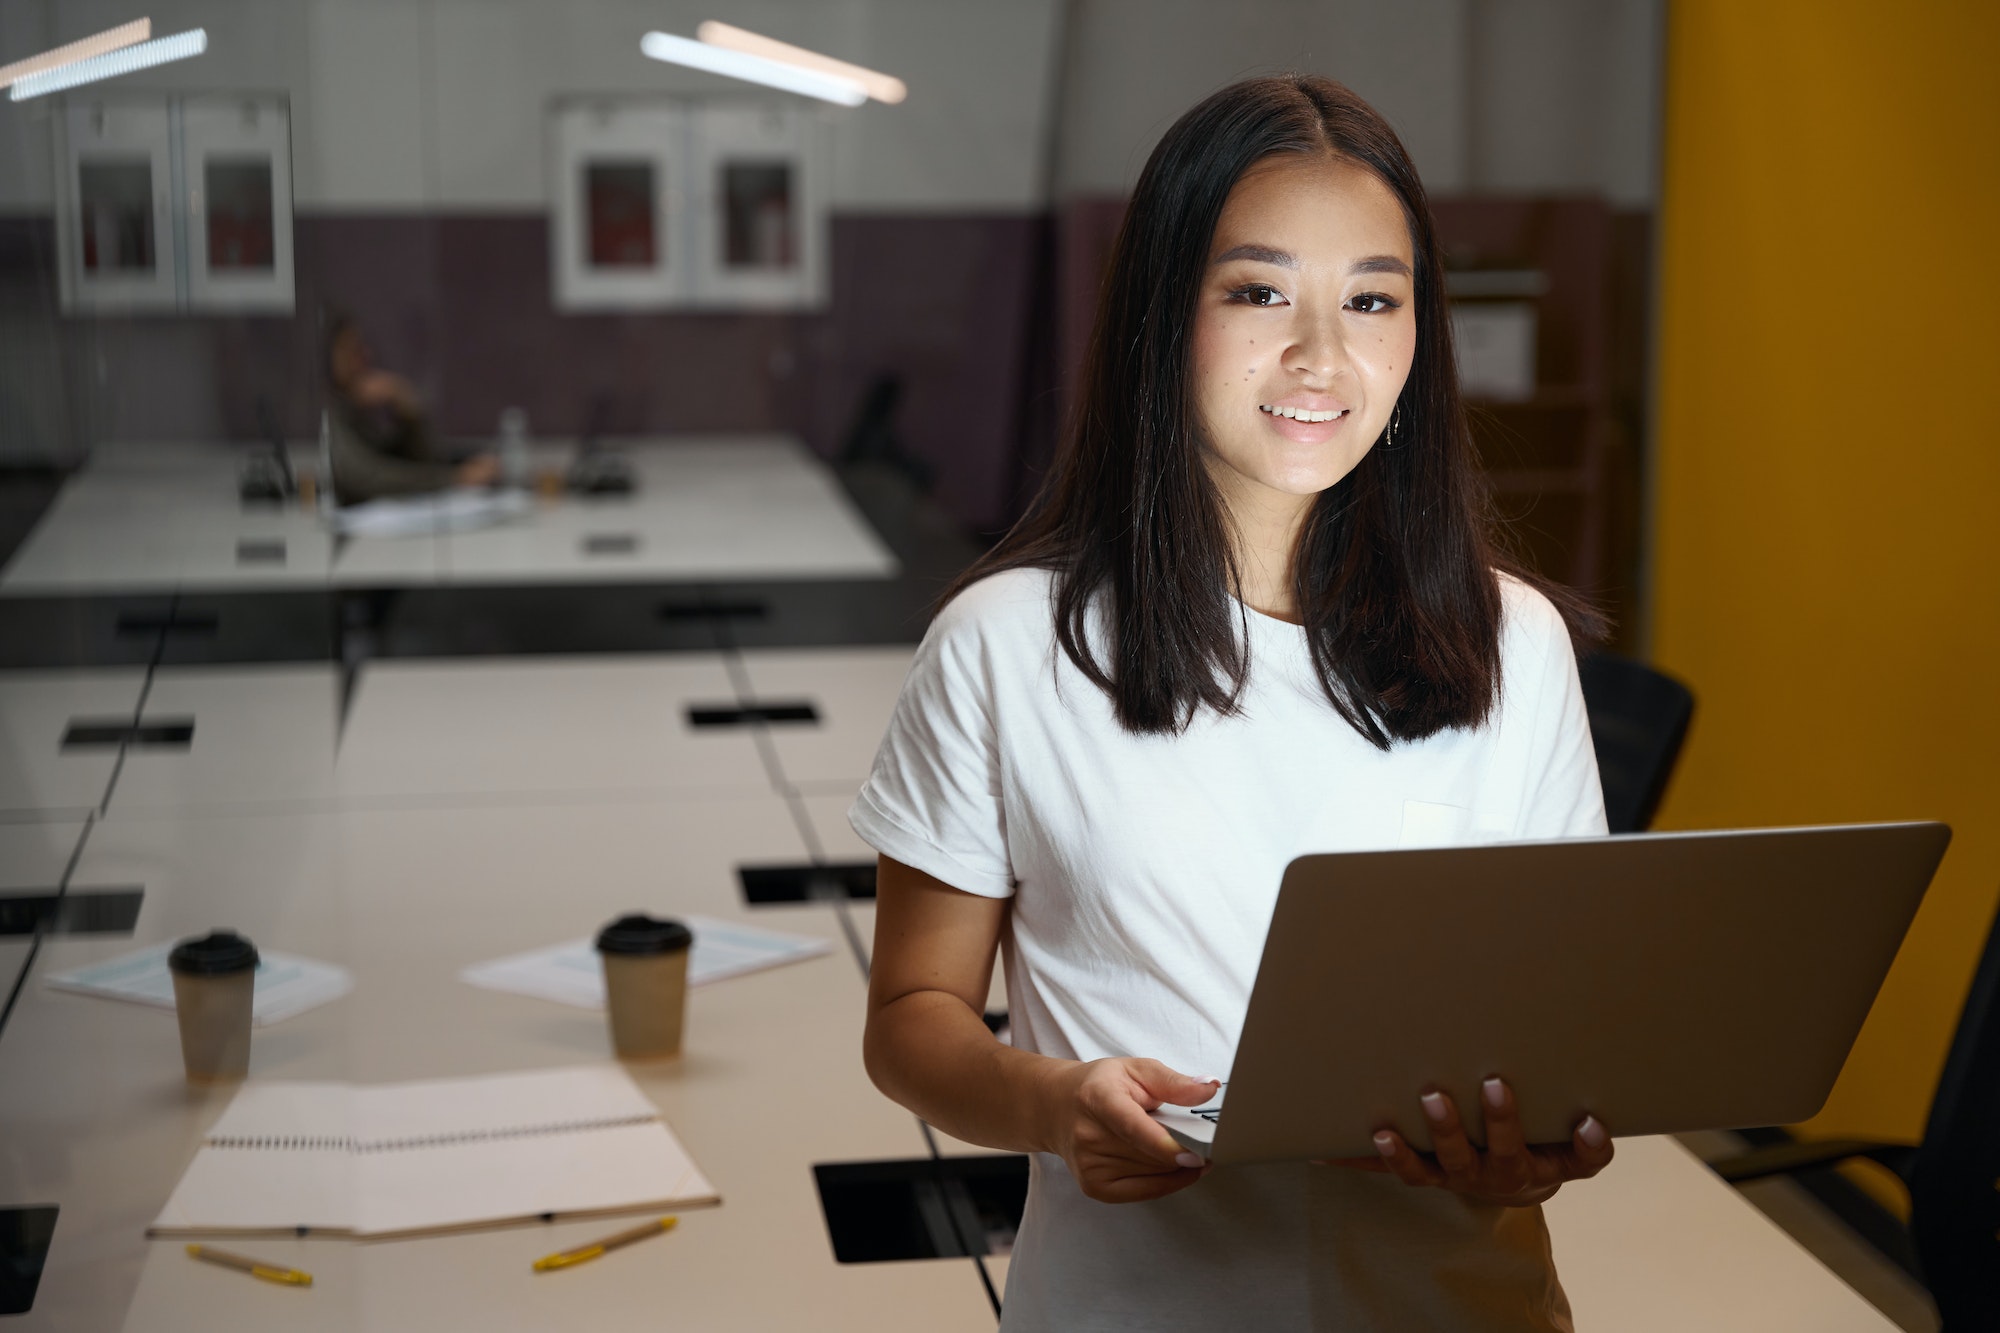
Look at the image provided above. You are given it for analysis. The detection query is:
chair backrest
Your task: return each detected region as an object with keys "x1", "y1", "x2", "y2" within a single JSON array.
[
  {"x1": 1908, "y1": 895, "x2": 2000, "y2": 1329},
  {"x1": 840, "y1": 375, "x2": 904, "y2": 465},
  {"x1": 1575, "y1": 653, "x2": 1695, "y2": 834}
]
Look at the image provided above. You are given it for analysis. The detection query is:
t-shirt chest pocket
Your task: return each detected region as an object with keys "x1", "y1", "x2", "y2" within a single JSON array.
[{"x1": 1398, "y1": 799, "x2": 1511, "y2": 848}]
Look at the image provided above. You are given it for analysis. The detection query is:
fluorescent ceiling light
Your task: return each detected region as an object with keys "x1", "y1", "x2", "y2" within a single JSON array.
[
  {"x1": 0, "y1": 18, "x2": 151, "y2": 89},
  {"x1": 9, "y1": 27, "x2": 206, "y2": 101},
  {"x1": 695, "y1": 21, "x2": 906, "y2": 104},
  {"x1": 640, "y1": 30, "x2": 865, "y2": 106}
]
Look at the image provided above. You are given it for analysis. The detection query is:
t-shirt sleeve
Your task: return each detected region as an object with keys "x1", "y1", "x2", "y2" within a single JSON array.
[
  {"x1": 1511, "y1": 587, "x2": 1609, "y2": 839},
  {"x1": 848, "y1": 597, "x2": 1016, "y2": 899}
]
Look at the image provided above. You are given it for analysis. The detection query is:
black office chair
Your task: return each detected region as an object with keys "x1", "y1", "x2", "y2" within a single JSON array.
[
  {"x1": 568, "y1": 392, "x2": 634, "y2": 495},
  {"x1": 1713, "y1": 898, "x2": 2000, "y2": 1329},
  {"x1": 839, "y1": 374, "x2": 931, "y2": 492},
  {"x1": 238, "y1": 396, "x2": 297, "y2": 502},
  {"x1": 1576, "y1": 653, "x2": 1695, "y2": 833}
]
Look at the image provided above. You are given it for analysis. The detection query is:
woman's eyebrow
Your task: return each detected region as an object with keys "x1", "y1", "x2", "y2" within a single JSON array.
[
  {"x1": 1210, "y1": 245, "x2": 1413, "y2": 279},
  {"x1": 1350, "y1": 254, "x2": 1413, "y2": 277},
  {"x1": 1212, "y1": 243, "x2": 1295, "y2": 268}
]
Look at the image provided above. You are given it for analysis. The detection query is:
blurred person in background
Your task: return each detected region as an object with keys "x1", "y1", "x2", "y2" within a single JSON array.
[{"x1": 323, "y1": 310, "x2": 498, "y2": 503}]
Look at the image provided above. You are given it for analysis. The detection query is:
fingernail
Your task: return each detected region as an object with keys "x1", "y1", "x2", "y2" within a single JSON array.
[
  {"x1": 1174, "y1": 1152, "x2": 1204, "y2": 1169},
  {"x1": 1195, "y1": 1075, "x2": 1222, "y2": 1085},
  {"x1": 1420, "y1": 1091, "x2": 1448, "y2": 1122},
  {"x1": 1578, "y1": 1116, "x2": 1607, "y2": 1148},
  {"x1": 1372, "y1": 1131, "x2": 1396, "y2": 1157},
  {"x1": 1482, "y1": 1078, "x2": 1506, "y2": 1111}
]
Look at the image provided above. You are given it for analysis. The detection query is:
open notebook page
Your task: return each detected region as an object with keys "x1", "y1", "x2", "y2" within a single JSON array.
[
  {"x1": 353, "y1": 1067, "x2": 715, "y2": 1237},
  {"x1": 150, "y1": 1066, "x2": 718, "y2": 1239},
  {"x1": 152, "y1": 1082, "x2": 357, "y2": 1234}
]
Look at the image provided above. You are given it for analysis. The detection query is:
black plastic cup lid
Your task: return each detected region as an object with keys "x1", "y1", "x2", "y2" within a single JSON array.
[
  {"x1": 595, "y1": 914, "x2": 693, "y2": 956},
  {"x1": 168, "y1": 930, "x2": 260, "y2": 976}
]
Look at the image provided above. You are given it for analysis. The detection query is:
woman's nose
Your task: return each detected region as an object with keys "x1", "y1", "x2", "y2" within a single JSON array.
[{"x1": 1284, "y1": 312, "x2": 1349, "y2": 381}]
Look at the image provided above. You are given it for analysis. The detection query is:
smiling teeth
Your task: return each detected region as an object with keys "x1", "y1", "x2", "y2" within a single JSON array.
[{"x1": 1260, "y1": 405, "x2": 1346, "y2": 422}]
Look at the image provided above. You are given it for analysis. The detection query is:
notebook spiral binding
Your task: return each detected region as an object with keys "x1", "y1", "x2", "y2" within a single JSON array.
[{"x1": 206, "y1": 1112, "x2": 661, "y2": 1154}]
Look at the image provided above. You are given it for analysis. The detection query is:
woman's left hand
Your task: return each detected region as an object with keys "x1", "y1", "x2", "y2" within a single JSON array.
[{"x1": 1329, "y1": 1078, "x2": 1613, "y2": 1207}]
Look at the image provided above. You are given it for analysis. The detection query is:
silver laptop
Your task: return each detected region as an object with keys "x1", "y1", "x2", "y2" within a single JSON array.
[{"x1": 1153, "y1": 822, "x2": 1950, "y2": 1165}]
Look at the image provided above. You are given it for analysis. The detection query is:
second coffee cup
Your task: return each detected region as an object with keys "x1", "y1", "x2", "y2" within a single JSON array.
[
  {"x1": 596, "y1": 914, "x2": 693, "y2": 1061},
  {"x1": 167, "y1": 930, "x2": 259, "y2": 1083}
]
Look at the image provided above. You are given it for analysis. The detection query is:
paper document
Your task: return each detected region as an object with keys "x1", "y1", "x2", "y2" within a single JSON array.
[
  {"x1": 460, "y1": 914, "x2": 834, "y2": 1009},
  {"x1": 150, "y1": 1065, "x2": 719, "y2": 1239},
  {"x1": 45, "y1": 944, "x2": 353, "y2": 1025},
  {"x1": 332, "y1": 487, "x2": 530, "y2": 537}
]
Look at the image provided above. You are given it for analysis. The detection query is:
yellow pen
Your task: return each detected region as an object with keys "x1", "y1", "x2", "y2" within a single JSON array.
[
  {"x1": 185, "y1": 1243, "x2": 313, "y2": 1287},
  {"x1": 532, "y1": 1216, "x2": 678, "y2": 1272}
]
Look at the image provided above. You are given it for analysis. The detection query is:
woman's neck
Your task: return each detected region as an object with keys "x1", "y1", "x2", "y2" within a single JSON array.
[{"x1": 1224, "y1": 490, "x2": 1312, "y2": 625}]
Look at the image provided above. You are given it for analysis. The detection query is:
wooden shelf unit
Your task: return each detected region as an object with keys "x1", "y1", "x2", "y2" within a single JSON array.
[{"x1": 1434, "y1": 196, "x2": 1650, "y2": 647}]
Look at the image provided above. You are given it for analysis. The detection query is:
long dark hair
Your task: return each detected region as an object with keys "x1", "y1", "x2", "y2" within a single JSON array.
[{"x1": 954, "y1": 74, "x2": 1602, "y2": 748}]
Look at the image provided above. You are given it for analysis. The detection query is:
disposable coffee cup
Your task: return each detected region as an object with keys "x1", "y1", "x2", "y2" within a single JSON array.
[
  {"x1": 167, "y1": 930, "x2": 259, "y2": 1083},
  {"x1": 596, "y1": 915, "x2": 693, "y2": 1061}
]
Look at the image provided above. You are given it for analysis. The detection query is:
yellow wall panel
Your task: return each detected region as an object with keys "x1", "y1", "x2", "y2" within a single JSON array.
[{"x1": 1653, "y1": 1, "x2": 2000, "y2": 1144}]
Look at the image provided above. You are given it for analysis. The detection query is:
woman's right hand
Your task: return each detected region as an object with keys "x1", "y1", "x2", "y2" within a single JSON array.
[
  {"x1": 454, "y1": 454, "x2": 502, "y2": 488},
  {"x1": 1039, "y1": 1059, "x2": 1219, "y2": 1203}
]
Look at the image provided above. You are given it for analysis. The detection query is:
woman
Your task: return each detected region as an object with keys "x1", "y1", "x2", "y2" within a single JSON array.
[{"x1": 854, "y1": 76, "x2": 1611, "y2": 1329}]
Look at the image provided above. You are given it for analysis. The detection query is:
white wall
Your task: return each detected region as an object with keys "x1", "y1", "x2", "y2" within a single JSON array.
[
  {"x1": 1053, "y1": 0, "x2": 1663, "y2": 205},
  {"x1": 1054, "y1": 0, "x2": 1471, "y2": 197},
  {"x1": 0, "y1": 0, "x2": 1660, "y2": 216},
  {"x1": 1465, "y1": 0, "x2": 1662, "y2": 206},
  {"x1": 0, "y1": 0, "x2": 1063, "y2": 213},
  {"x1": 0, "y1": 2, "x2": 56, "y2": 210}
]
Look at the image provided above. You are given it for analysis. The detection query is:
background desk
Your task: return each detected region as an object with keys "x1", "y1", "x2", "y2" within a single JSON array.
[{"x1": 0, "y1": 436, "x2": 897, "y2": 596}]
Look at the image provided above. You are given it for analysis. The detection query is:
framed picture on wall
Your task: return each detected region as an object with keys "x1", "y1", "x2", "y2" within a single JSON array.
[
  {"x1": 548, "y1": 97, "x2": 827, "y2": 312},
  {"x1": 55, "y1": 93, "x2": 295, "y2": 315},
  {"x1": 550, "y1": 101, "x2": 688, "y2": 311}
]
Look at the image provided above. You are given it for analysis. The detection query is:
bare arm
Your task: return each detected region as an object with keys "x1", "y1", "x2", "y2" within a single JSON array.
[{"x1": 863, "y1": 855, "x2": 1219, "y2": 1204}]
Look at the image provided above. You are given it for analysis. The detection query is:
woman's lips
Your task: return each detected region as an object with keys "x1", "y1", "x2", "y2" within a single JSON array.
[
  {"x1": 1259, "y1": 402, "x2": 1353, "y2": 441},
  {"x1": 1259, "y1": 403, "x2": 1349, "y2": 423}
]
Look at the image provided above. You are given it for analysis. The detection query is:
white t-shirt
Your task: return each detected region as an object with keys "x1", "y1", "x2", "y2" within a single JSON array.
[{"x1": 850, "y1": 565, "x2": 1606, "y2": 1332}]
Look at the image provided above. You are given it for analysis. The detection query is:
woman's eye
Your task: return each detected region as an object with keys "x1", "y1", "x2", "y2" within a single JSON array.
[
  {"x1": 1348, "y1": 293, "x2": 1400, "y2": 314},
  {"x1": 1230, "y1": 284, "x2": 1284, "y2": 307}
]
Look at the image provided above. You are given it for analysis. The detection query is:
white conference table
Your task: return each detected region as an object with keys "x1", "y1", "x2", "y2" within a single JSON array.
[
  {"x1": 0, "y1": 436, "x2": 899, "y2": 595},
  {"x1": 736, "y1": 645, "x2": 917, "y2": 794},
  {"x1": 0, "y1": 647, "x2": 993, "y2": 1330},
  {"x1": 0, "y1": 798, "x2": 995, "y2": 1332},
  {"x1": 0, "y1": 669, "x2": 148, "y2": 818}
]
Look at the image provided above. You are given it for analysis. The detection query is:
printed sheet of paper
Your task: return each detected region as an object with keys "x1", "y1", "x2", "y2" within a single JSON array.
[
  {"x1": 331, "y1": 487, "x2": 530, "y2": 537},
  {"x1": 459, "y1": 914, "x2": 833, "y2": 1010},
  {"x1": 44, "y1": 944, "x2": 353, "y2": 1025}
]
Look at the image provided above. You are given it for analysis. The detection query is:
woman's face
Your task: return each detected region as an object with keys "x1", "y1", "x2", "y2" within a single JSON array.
[{"x1": 1191, "y1": 155, "x2": 1416, "y2": 520}]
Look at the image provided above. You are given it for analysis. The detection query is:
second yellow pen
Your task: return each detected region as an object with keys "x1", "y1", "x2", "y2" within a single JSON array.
[{"x1": 531, "y1": 1216, "x2": 678, "y2": 1273}]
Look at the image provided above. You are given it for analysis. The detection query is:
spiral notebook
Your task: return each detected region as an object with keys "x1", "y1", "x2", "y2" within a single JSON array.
[{"x1": 149, "y1": 1066, "x2": 719, "y2": 1240}]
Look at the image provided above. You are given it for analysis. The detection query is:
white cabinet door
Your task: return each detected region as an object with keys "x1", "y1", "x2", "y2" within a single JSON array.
[
  {"x1": 181, "y1": 97, "x2": 295, "y2": 313},
  {"x1": 690, "y1": 103, "x2": 826, "y2": 309},
  {"x1": 550, "y1": 102, "x2": 687, "y2": 311},
  {"x1": 59, "y1": 99, "x2": 178, "y2": 311}
]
